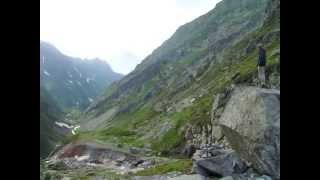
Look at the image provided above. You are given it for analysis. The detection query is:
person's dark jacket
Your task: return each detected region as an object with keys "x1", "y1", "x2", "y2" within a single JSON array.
[{"x1": 257, "y1": 47, "x2": 266, "y2": 66}]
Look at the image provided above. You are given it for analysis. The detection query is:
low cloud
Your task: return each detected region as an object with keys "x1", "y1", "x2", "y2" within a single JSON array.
[{"x1": 41, "y1": 0, "x2": 221, "y2": 74}]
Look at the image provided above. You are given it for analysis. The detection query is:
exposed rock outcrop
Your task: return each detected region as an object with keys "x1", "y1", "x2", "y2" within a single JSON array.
[
  {"x1": 196, "y1": 150, "x2": 248, "y2": 177},
  {"x1": 216, "y1": 86, "x2": 280, "y2": 179},
  {"x1": 189, "y1": 85, "x2": 279, "y2": 180}
]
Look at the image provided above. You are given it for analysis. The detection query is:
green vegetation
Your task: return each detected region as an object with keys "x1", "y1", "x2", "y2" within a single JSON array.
[
  {"x1": 99, "y1": 127, "x2": 136, "y2": 137},
  {"x1": 151, "y1": 95, "x2": 212, "y2": 153},
  {"x1": 42, "y1": 168, "x2": 131, "y2": 180},
  {"x1": 61, "y1": 133, "x2": 80, "y2": 145},
  {"x1": 151, "y1": 126, "x2": 184, "y2": 154},
  {"x1": 40, "y1": 87, "x2": 65, "y2": 158},
  {"x1": 65, "y1": 108, "x2": 82, "y2": 123}
]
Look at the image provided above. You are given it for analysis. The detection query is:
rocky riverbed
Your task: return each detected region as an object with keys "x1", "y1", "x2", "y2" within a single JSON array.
[{"x1": 45, "y1": 141, "x2": 158, "y2": 175}]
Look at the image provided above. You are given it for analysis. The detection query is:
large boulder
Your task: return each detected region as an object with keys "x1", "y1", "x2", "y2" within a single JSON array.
[
  {"x1": 196, "y1": 151, "x2": 248, "y2": 177},
  {"x1": 217, "y1": 86, "x2": 280, "y2": 179}
]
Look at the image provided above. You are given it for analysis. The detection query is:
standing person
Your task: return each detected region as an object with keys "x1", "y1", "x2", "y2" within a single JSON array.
[{"x1": 257, "y1": 44, "x2": 267, "y2": 87}]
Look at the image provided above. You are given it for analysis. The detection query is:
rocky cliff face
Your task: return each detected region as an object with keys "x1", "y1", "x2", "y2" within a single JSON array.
[{"x1": 40, "y1": 41, "x2": 123, "y2": 111}]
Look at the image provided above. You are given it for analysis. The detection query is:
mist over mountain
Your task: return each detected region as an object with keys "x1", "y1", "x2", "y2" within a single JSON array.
[
  {"x1": 109, "y1": 51, "x2": 142, "y2": 74},
  {"x1": 40, "y1": 41, "x2": 123, "y2": 111}
]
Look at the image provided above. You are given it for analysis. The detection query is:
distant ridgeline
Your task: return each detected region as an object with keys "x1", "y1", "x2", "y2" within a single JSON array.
[{"x1": 40, "y1": 41, "x2": 123, "y2": 112}]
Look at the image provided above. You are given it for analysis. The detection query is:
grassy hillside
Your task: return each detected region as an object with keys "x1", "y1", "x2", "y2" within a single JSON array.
[
  {"x1": 73, "y1": 0, "x2": 279, "y2": 155},
  {"x1": 40, "y1": 86, "x2": 66, "y2": 158}
]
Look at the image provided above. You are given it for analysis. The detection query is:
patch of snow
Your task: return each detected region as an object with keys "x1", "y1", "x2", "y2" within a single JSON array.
[
  {"x1": 75, "y1": 155, "x2": 90, "y2": 161},
  {"x1": 77, "y1": 81, "x2": 82, "y2": 86},
  {"x1": 86, "y1": 77, "x2": 95, "y2": 83},
  {"x1": 88, "y1": 97, "x2": 93, "y2": 102},
  {"x1": 86, "y1": 163, "x2": 97, "y2": 167},
  {"x1": 68, "y1": 80, "x2": 73, "y2": 84},
  {"x1": 71, "y1": 125, "x2": 80, "y2": 135},
  {"x1": 190, "y1": 98, "x2": 196, "y2": 103},
  {"x1": 55, "y1": 121, "x2": 73, "y2": 129},
  {"x1": 44, "y1": 70, "x2": 50, "y2": 76}
]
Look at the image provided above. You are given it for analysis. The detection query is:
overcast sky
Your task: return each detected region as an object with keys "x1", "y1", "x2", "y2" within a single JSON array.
[{"x1": 41, "y1": 0, "x2": 222, "y2": 74}]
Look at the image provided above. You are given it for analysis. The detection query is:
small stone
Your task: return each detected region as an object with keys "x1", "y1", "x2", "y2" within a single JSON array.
[
  {"x1": 129, "y1": 147, "x2": 141, "y2": 154},
  {"x1": 256, "y1": 175, "x2": 273, "y2": 180},
  {"x1": 219, "y1": 176, "x2": 234, "y2": 180}
]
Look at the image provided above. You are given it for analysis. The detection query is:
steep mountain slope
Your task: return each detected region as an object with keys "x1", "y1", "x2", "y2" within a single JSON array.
[
  {"x1": 76, "y1": 0, "x2": 279, "y2": 156},
  {"x1": 40, "y1": 86, "x2": 68, "y2": 158},
  {"x1": 40, "y1": 41, "x2": 123, "y2": 111}
]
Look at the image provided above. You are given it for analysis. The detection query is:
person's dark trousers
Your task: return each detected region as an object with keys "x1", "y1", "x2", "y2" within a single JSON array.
[{"x1": 258, "y1": 65, "x2": 266, "y2": 87}]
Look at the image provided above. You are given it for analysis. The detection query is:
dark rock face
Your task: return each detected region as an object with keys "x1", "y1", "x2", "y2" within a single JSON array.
[
  {"x1": 218, "y1": 86, "x2": 280, "y2": 179},
  {"x1": 182, "y1": 144, "x2": 197, "y2": 158},
  {"x1": 196, "y1": 151, "x2": 248, "y2": 178}
]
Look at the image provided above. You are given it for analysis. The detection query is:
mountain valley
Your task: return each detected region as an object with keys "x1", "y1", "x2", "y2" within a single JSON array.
[{"x1": 40, "y1": 0, "x2": 280, "y2": 179}]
